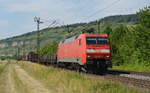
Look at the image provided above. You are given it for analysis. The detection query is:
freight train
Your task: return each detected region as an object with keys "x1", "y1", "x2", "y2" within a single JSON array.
[{"x1": 23, "y1": 33, "x2": 112, "y2": 73}]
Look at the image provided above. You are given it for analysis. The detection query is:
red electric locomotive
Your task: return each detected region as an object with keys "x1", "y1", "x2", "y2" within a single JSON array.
[{"x1": 58, "y1": 33, "x2": 112, "y2": 73}]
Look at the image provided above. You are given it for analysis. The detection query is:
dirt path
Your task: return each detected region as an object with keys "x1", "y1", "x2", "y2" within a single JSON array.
[
  {"x1": 5, "y1": 65, "x2": 17, "y2": 93},
  {"x1": 14, "y1": 64, "x2": 51, "y2": 93},
  {"x1": 6, "y1": 65, "x2": 17, "y2": 93},
  {"x1": 0, "y1": 64, "x2": 17, "y2": 93}
]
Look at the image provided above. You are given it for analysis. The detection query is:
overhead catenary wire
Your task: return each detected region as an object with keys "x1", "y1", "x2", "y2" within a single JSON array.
[
  {"x1": 34, "y1": 0, "x2": 123, "y2": 36},
  {"x1": 84, "y1": 0, "x2": 121, "y2": 21},
  {"x1": 78, "y1": 0, "x2": 122, "y2": 33}
]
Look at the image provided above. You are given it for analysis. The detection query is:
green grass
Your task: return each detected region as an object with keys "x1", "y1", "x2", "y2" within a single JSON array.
[
  {"x1": 18, "y1": 61, "x2": 143, "y2": 93},
  {"x1": 113, "y1": 64, "x2": 150, "y2": 72},
  {"x1": 0, "y1": 61, "x2": 9, "y2": 93},
  {"x1": 0, "y1": 61, "x2": 8, "y2": 75},
  {"x1": 0, "y1": 61, "x2": 8, "y2": 76}
]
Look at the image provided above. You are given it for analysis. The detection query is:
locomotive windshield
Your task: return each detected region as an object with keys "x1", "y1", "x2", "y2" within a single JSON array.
[{"x1": 86, "y1": 37, "x2": 109, "y2": 45}]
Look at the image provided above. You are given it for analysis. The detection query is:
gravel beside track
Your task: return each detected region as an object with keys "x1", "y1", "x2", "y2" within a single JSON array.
[
  {"x1": 105, "y1": 70, "x2": 150, "y2": 90},
  {"x1": 120, "y1": 74, "x2": 150, "y2": 81},
  {"x1": 103, "y1": 74, "x2": 150, "y2": 90},
  {"x1": 108, "y1": 69, "x2": 150, "y2": 77}
]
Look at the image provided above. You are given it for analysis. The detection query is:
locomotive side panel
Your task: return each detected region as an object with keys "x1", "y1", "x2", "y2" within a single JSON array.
[{"x1": 58, "y1": 35, "x2": 84, "y2": 65}]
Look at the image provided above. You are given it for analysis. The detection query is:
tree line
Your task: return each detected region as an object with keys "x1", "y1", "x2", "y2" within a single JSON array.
[{"x1": 103, "y1": 6, "x2": 150, "y2": 66}]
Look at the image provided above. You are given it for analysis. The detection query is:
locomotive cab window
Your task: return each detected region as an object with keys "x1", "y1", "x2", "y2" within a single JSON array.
[
  {"x1": 86, "y1": 37, "x2": 109, "y2": 45},
  {"x1": 79, "y1": 39, "x2": 81, "y2": 46}
]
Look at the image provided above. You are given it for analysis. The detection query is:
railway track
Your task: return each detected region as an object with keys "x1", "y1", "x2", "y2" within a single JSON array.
[
  {"x1": 103, "y1": 71, "x2": 150, "y2": 90},
  {"x1": 108, "y1": 69, "x2": 150, "y2": 77},
  {"x1": 106, "y1": 69, "x2": 150, "y2": 89},
  {"x1": 57, "y1": 66, "x2": 150, "y2": 91},
  {"x1": 94, "y1": 70, "x2": 150, "y2": 91},
  {"x1": 85, "y1": 74, "x2": 150, "y2": 91}
]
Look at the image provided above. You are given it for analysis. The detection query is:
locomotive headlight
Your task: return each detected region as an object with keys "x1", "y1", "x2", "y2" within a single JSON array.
[
  {"x1": 100, "y1": 49, "x2": 110, "y2": 53},
  {"x1": 105, "y1": 55, "x2": 110, "y2": 58},
  {"x1": 87, "y1": 49, "x2": 96, "y2": 53}
]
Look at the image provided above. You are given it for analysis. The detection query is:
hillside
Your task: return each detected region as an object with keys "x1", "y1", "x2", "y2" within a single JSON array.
[{"x1": 0, "y1": 14, "x2": 139, "y2": 57}]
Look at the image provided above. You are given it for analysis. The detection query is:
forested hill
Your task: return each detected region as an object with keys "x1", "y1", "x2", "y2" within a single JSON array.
[
  {"x1": 101, "y1": 14, "x2": 139, "y2": 26},
  {"x1": 0, "y1": 14, "x2": 138, "y2": 57}
]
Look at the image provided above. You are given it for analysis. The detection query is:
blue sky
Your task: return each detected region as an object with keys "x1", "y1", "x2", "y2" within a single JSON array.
[{"x1": 0, "y1": 0, "x2": 150, "y2": 40}]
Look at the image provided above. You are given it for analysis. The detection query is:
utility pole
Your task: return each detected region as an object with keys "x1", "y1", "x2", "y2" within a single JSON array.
[
  {"x1": 34, "y1": 17, "x2": 43, "y2": 63},
  {"x1": 67, "y1": 25, "x2": 70, "y2": 33},
  {"x1": 17, "y1": 47, "x2": 20, "y2": 60},
  {"x1": 22, "y1": 41, "x2": 25, "y2": 56},
  {"x1": 97, "y1": 20, "x2": 101, "y2": 34}
]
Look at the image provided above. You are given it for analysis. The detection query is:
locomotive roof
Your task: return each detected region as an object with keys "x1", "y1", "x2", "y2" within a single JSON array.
[
  {"x1": 62, "y1": 35, "x2": 79, "y2": 44},
  {"x1": 83, "y1": 33, "x2": 108, "y2": 37},
  {"x1": 60, "y1": 33, "x2": 108, "y2": 44}
]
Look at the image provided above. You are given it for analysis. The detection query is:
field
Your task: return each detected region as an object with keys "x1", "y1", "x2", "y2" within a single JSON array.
[
  {"x1": 17, "y1": 61, "x2": 143, "y2": 93},
  {"x1": 0, "y1": 60, "x2": 147, "y2": 93},
  {"x1": 0, "y1": 61, "x2": 8, "y2": 75}
]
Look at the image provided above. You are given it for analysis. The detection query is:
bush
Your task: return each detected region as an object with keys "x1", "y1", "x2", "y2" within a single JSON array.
[{"x1": 39, "y1": 42, "x2": 58, "y2": 56}]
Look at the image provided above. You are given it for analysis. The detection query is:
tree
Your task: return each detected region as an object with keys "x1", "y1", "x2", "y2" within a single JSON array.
[
  {"x1": 40, "y1": 42, "x2": 58, "y2": 56},
  {"x1": 138, "y1": 6, "x2": 150, "y2": 28},
  {"x1": 109, "y1": 6, "x2": 150, "y2": 66},
  {"x1": 109, "y1": 25, "x2": 128, "y2": 65},
  {"x1": 103, "y1": 25, "x2": 112, "y2": 35}
]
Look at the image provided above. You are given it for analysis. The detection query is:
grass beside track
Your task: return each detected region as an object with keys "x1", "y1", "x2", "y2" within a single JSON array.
[
  {"x1": 0, "y1": 61, "x2": 9, "y2": 93},
  {"x1": 113, "y1": 64, "x2": 150, "y2": 72},
  {"x1": 0, "y1": 61, "x2": 9, "y2": 75},
  {"x1": 18, "y1": 61, "x2": 143, "y2": 93}
]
